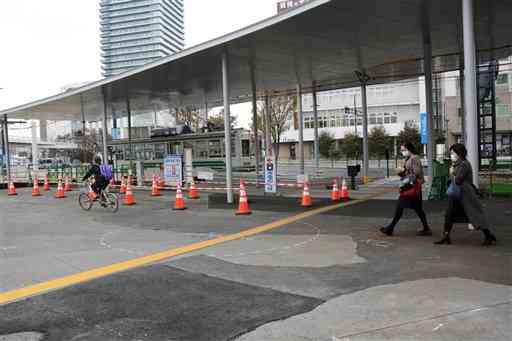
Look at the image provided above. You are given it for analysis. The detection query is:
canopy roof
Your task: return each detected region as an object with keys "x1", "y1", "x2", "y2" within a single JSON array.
[{"x1": 2, "y1": 0, "x2": 512, "y2": 122}]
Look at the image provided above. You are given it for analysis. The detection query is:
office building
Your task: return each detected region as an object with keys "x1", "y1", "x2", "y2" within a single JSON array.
[{"x1": 100, "y1": 0, "x2": 185, "y2": 77}]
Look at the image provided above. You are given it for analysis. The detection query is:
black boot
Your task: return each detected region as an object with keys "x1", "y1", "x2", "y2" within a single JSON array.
[
  {"x1": 482, "y1": 229, "x2": 497, "y2": 246},
  {"x1": 379, "y1": 226, "x2": 394, "y2": 236},
  {"x1": 416, "y1": 227, "x2": 433, "y2": 236},
  {"x1": 434, "y1": 232, "x2": 452, "y2": 245}
]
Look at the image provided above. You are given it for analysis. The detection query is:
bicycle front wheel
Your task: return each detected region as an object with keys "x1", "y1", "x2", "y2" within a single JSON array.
[
  {"x1": 105, "y1": 193, "x2": 119, "y2": 213},
  {"x1": 78, "y1": 193, "x2": 93, "y2": 211}
]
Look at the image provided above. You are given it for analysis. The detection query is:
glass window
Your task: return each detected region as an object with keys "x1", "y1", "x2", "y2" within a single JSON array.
[
  {"x1": 391, "y1": 112, "x2": 398, "y2": 123},
  {"x1": 369, "y1": 114, "x2": 376, "y2": 125},
  {"x1": 209, "y1": 140, "x2": 222, "y2": 158},
  {"x1": 241, "y1": 140, "x2": 250, "y2": 157},
  {"x1": 377, "y1": 114, "x2": 383, "y2": 124},
  {"x1": 154, "y1": 143, "x2": 166, "y2": 159},
  {"x1": 194, "y1": 141, "x2": 208, "y2": 159},
  {"x1": 330, "y1": 114, "x2": 336, "y2": 127},
  {"x1": 384, "y1": 112, "x2": 390, "y2": 124}
]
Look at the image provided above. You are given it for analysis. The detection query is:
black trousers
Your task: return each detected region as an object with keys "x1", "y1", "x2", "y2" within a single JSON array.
[{"x1": 387, "y1": 196, "x2": 429, "y2": 230}]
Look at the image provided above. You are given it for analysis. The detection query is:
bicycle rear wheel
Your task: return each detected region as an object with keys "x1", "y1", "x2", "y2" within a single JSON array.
[
  {"x1": 105, "y1": 193, "x2": 119, "y2": 213},
  {"x1": 78, "y1": 193, "x2": 93, "y2": 211}
]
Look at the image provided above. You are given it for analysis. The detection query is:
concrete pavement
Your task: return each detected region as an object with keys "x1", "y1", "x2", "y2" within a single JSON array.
[{"x1": 0, "y1": 185, "x2": 511, "y2": 340}]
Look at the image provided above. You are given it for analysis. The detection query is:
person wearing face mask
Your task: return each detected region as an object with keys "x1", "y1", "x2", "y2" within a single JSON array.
[
  {"x1": 435, "y1": 144, "x2": 497, "y2": 246},
  {"x1": 379, "y1": 141, "x2": 432, "y2": 236}
]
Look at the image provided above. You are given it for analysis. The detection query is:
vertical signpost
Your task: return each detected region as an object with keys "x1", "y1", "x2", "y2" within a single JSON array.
[
  {"x1": 264, "y1": 155, "x2": 277, "y2": 194},
  {"x1": 164, "y1": 154, "x2": 183, "y2": 186},
  {"x1": 420, "y1": 112, "x2": 429, "y2": 145}
]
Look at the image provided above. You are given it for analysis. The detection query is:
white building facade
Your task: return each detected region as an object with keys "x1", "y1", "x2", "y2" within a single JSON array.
[{"x1": 279, "y1": 79, "x2": 423, "y2": 160}]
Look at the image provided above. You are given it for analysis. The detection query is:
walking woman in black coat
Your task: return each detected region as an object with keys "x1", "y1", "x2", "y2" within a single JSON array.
[
  {"x1": 435, "y1": 144, "x2": 497, "y2": 246},
  {"x1": 380, "y1": 142, "x2": 432, "y2": 236}
]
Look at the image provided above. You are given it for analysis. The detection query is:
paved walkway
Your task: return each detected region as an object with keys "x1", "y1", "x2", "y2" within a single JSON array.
[{"x1": 0, "y1": 186, "x2": 510, "y2": 340}]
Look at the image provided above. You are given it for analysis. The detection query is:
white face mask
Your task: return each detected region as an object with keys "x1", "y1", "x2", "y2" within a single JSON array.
[
  {"x1": 450, "y1": 152, "x2": 458, "y2": 163},
  {"x1": 401, "y1": 150, "x2": 410, "y2": 157}
]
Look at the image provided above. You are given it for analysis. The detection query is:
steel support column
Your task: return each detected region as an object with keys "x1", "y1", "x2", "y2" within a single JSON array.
[
  {"x1": 356, "y1": 71, "x2": 370, "y2": 180},
  {"x1": 459, "y1": 53, "x2": 466, "y2": 144},
  {"x1": 250, "y1": 62, "x2": 261, "y2": 186},
  {"x1": 462, "y1": 0, "x2": 479, "y2": 185},
  {"x1": 312, "y1": 81, "x2": 320, "y2": 170},
  {"x1": 3, "y1": 115, "x2": 11, "y2": 182},
  {"x1": 361, "y1": 82, "x2": 369, "y2": 180},
  {"x1": 101, "y1": 87, "x2": 109, "y2": 164},
  {"x1": 423, "y1": 42, "x2": 435, "y2": 179},
  {"x1": 222, "y1": 51, "x2": 233, "y2": 203},
  {"x1": 297, "y1": 84, "x2": 304, "y2": 175},
  {"x1": 264, "y1": 94, "x2": 272, "y2": 158},
  {"x1": 125, "y1": 93, "x2": 133, "y2": 170}
]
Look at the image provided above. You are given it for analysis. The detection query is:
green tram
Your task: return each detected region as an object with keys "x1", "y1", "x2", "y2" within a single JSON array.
[{"x1": 108, "y1": 129, "x2": 255, "y2": 172}]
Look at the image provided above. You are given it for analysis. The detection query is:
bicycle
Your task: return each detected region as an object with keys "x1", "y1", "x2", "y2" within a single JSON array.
[{"x1": 78, "y1": 181, "x2": 119, "y2": 213}]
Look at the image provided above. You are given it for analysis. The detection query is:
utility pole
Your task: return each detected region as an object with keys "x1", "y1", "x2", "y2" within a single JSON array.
[{"x1": 353, "y1": 95, "x2": 358, "y2": 136}]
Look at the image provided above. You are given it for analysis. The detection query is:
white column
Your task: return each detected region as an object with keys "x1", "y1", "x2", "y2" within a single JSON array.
[
  {"x1": 222, "y1": 51, "x2": 233, "y2": 203},
  {"x1": 463, "y1": 0, "x2": 479, "y2": 185},
  {"x1": 2, "y1": 115, "x2": 11, "y2": 182},
  {"x1": 101, "y1": 87, "x2": 109, "y2": 164},
  {"x1": 312, "y1": 81, "x2": 320, "y2": 170},
  {"x1": 361, "y1": 82, "x2": 369, "y2": 179},
  {"x1": 264, "y1": 94, "x2": 272, "y2": 158},
  {"x1": 424, "y1": 42, "x2": 435, "y2": 179},
  {"x1": 31, "y1": 121, "x2": 39, "y2": 171},
  {"x1": 250, "y1": 65, "x2": 261, "y2": 186},
  {"x1": 297, "y1": 84, "x2": 304, "y2": 174}
]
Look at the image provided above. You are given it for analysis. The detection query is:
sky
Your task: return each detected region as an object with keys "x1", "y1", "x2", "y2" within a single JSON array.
[{"x1": 0, "y1": 0, "x2": 281, "y2": 129}]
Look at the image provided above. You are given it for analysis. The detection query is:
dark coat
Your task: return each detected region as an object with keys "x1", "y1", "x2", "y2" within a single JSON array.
[{"x1": 450, "y1": 159, "x2": 490, "y2": 229}]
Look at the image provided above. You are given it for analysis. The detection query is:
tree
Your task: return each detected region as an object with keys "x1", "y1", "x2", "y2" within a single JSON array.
[
  {"x1": 256, "y1": 95, "x2": 296, "y2": 172},
  {"x1": 319, "y1": 131, "x2": 335, "y2": 159},
  {"x1": 340, "y1": 133, "x2": 361, "y2": 160},
  {"x1": 207, "y1": 111, "x2": 237, "y2": 131},
  {"x1": 369, "y1": 126, "x2": 392, "y2": 159},
  {"x1": 176, "y1": 106, "x2": 203, "y2": 131},
  {"x1": 398, "y1": 124, "x2": 422, "y2": 155}
]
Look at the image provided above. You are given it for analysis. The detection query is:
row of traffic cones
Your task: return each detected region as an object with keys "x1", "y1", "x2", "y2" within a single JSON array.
[
  {"x1": 6, "y1": 175, "x2": 70, "y2": 198},
  {"x1": 330, "y1": 178, "x2": 350, "y2": 202},
  {"x1": 301, "y1": 178, "x2": 350, "y2": 207}
]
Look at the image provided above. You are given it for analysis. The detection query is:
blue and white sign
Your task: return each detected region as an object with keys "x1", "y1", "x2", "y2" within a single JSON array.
[
  {"x1": 264, "y1": 156, "x2": 277, "y2": 193},
  {"x1": 164, "y1": 154, "x2": 183, "y2": 185},
  {"x1": 420, "y1": 112, "x2": 428, "y2": 145},
  {"x1": 111, "y1": 128, "x2": 121, "y2": 140}
]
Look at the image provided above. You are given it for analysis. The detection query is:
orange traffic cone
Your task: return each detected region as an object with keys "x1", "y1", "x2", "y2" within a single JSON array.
[
  {"x1": 188, "y1": 180, "x2": 199, "y2": 199},
  {"x1": 340, "y1": 178, "x2": 349, "y2": 201},
  {"x1": 7, "y1": 181, "x2": 17, "y2": 196},
  {"x1": 301, "y1": 181, "x2": 312, "y2": 207},
  {"x1": 43, "y1": 175, "x2": 50, "y2": 191},
  {"x1": 158, "y1": 177, "x2": 166, "y2": 189},
  {"x1": 124, "y1": 181, "x2": 136, "y2": 206},
  {"x1": 331, "y1": 179, "x2": 340, "y2": 202},
  {"x1": 32, "y1": 177, "x2": 41, "y2": 197},
  {"x1": 120, "y1": 176, "x2": 127, "y2": 194},
  {"x1": 55, "y1": 177, "x2": 66, "y2": 199},
  {"x1": 236, "y1": 179, "x2": 251, "y2": 215},
  {"x1": 64, "y1": 176, "x2": 72, "y2": 192},
  {"x1": 173, "y1": 183, "x2": 187, "y2": 210},
  {"x1": 151, "y1": 175, "x2": 161, "y2": 197},
  {"x1": 88, "y1": 184, "x2": 97, "y2": 201}
]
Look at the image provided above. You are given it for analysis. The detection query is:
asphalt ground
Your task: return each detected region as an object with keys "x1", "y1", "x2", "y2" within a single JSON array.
[{"x1": 0, "y1": 185, "x2": 511, "y2": 341}]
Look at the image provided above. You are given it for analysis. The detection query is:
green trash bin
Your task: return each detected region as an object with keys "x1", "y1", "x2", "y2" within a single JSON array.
[{"x1": 429, "y1": 160, "x2": 450, "y2": 200}]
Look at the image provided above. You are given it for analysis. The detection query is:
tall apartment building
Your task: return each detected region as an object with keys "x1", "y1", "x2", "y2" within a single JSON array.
[{"x1": 100, "y1": 0, "x2": 185, "y2": 77}]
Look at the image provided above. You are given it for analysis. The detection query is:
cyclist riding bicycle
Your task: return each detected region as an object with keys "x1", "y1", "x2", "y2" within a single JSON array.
[{"x1": 82, "y1": 156, "x2": 112, "y2": 202}]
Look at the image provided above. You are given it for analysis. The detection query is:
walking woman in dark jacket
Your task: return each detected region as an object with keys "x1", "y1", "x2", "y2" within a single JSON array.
[
  {"x1": 380, "y1": 142, "x2": 432, "y2": 236},
  {"x1": 435, "y1": 144, "x2": 497, "y2": 246}
]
